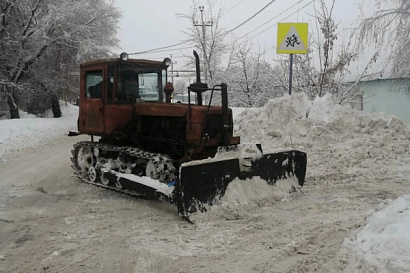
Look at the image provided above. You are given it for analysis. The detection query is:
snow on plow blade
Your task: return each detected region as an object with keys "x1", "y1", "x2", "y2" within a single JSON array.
[{"x1": 177, "y1": 149, "x2": 307, "y2": 215}]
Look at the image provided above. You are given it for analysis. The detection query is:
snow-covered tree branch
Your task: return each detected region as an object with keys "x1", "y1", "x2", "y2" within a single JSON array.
[
  {"x1": 357, "y1": 0, "x2": 410, "y2": 77},
  {"x1": 0, "y1": 0, "x2": 121, "y2": 118}
]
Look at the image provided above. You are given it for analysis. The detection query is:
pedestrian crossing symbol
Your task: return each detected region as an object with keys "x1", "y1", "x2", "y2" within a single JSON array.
[{"x1": 277, "y1": 23, "x2": 308, "y2": 54}]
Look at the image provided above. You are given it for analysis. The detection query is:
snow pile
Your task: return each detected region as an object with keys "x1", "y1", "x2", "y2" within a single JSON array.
[
  {"x1": 308, "y1": 93, "x2": 352, "y2": 123},
  {"x1": 192, "y1": 93, "x2": 409, "y2": 221},
  {"x1": 220, "y1": 176, "x2": 300, "y2": 205},
  {"x1": 190, "y1": 175, "x2": 302, "y2": 223},
  {"x1": 342, "y1": 194, "x2": 410, "y2": 272},
  {"x1": 234, "y1": 92, "x2": 410, "y2": 177},
  {"x1": 0, "y1": 102, "x2": 78, "y2": 161},
  {"x1": 235, "y1": 92, "x2": 409, "y2": 148}
]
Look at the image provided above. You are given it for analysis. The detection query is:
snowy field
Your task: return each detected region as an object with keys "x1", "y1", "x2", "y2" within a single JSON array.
[{"x1": 0, "y1": 95, "x2": 409, "y2": 272}]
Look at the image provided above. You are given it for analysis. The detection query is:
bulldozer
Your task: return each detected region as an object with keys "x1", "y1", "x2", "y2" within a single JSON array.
[{"x1": 71, "y1": 50, "x2": 307, "y2": 220}]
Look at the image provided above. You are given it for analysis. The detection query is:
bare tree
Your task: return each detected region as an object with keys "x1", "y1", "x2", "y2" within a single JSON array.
[
  {"x1": 315, "y1": 0, "x2": 337, "y2": 97},
  {"x1": 178, "y1": 0, "x2": 228, "y2": 85},
  {"x1": 177, "y1": 0, "x2": 383, "y2": 108},
  {"x1": 223, "y1": 40, "x2": 281, "y2": 107},
  {"x1": 309, "y1": 0, "x2": 357, "y2": 98},
  {"x1": 357, "y1": 0, "x2": 410, "y2": 77}
]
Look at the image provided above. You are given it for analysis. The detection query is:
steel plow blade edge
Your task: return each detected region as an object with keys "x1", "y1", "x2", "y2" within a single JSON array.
[{"x1": 177, "y1": 150, "x2": 307, "y2": 215}]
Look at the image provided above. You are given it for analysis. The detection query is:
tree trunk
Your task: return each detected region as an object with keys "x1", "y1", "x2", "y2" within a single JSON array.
[
  {"x1": 6, "y1": 93, "x2": 20, "y2": 119},
  {"x1": 51, "y1": 93, "x2": 61, "y2": 118}
]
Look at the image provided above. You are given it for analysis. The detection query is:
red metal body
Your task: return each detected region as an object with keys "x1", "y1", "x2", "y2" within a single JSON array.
[{"x1": 78, "y1": 58, "x2": 240, "y2": 162}]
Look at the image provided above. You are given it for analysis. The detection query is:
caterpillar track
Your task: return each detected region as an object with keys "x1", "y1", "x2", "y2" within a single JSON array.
[{"x1": 71, "y1": 141, "x2": 179, "y2": 203}]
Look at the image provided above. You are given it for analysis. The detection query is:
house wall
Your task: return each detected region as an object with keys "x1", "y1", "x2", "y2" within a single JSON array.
[{"x1": 360, "y1": 79, "x2": 410, "y2": 123}]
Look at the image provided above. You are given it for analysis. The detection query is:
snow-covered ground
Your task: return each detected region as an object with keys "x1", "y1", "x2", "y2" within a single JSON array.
[
  {"x1": 0, "y1": 103, "x2": 78, "y2": 161},
  {"x1": 0, "y1": 95, "x2": 409, "y2": 272}
]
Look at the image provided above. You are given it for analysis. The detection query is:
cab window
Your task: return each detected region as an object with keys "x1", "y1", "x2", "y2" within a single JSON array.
[
  {"x1": 86, "y1": 71, "x2": 103, "y2": 99},
  {"x1": 115, "y1": 63, "x2": 165, "y2": 103},
  {"x1": 116, "y1": 72, "x2": 140, "y2": 103},
  {"x1": 116, "y1": 72, "x2": 161, "y2": 103},
  {"x1": 107, "y1": 65, "x2": 114, "y2": 104},
  {"x1": 139, "y1": 73, "x2": 160, "y2": 101}
]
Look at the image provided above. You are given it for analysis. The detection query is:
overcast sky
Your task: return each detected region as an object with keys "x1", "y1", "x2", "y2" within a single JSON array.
[{"x1": 113, "y1": 0, "x2": 366, "y2": 71}]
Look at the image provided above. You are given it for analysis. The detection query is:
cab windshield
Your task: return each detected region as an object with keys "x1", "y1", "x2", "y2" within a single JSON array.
[{"x1": 116, "y1": 64, "x2": 166, "y2": 103}]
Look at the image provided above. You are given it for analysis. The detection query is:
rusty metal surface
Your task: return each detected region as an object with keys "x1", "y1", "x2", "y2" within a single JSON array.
[
  {"x1": 80, "y1": 58, "x2": 164, "y2": 68},
  {"x1": 78, "y1": 58, "x2": 238, "y2": 160},
  {"x1": 79, "y1": 99, "x2": 104, "y2": 133}
]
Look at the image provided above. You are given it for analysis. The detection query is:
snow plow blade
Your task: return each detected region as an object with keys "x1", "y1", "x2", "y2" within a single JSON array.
[{"x1": 177, "y1": 150, "x2": 307, "y2": 215}]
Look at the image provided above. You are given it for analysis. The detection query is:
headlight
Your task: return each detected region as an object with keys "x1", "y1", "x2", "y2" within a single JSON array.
[
  {"x1": 163, "y1": 57, "x2": 172, "y2": 67},
  {"x1": 120, "y1": 52, "x2": 129, "y2": 61}
]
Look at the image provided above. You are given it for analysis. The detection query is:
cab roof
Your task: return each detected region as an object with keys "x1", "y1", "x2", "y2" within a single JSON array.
[{"x1": 80, "y1": 58, "x2": 164, "y2": 68}]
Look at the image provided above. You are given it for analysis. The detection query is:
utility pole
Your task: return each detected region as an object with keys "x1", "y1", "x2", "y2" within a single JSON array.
[
  {"x1": 193, "y1": 6, "x2": 212, "y2": 83},
  {"x1": 169, "y1": 54, "x2": 177, "y2": 83}
]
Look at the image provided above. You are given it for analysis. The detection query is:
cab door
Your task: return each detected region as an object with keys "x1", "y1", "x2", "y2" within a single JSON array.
[{"x1": 80, "y1": 67, "x2": 105, "y2": 134}]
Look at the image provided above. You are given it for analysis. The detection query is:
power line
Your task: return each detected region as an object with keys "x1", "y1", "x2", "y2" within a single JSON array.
[
  {"x1": 128, "y1": 42, "x2": 186, "y2": 55},
  {"x1": 128, "y1": 4, "x2": 210, "y2": 56},
  {"x1": 126, "y1": 0, "x2": 313, "y2": 57},
  {"x1": 136, "y1": 46, "x2": 194, "y2": 55},
  {"x1": 248, "y1": 0, "x2": 314, "y2": 40},
  {"x1": 127, "y1": 5, "x2": 212, "y2": 56},
  {"x1": 223, "y1": 0, "x2": 277, "y2": 36},
  {"x1": 222, "y1": 0, "x2": 246, "y2": 16},
  {"x1": 237, "y1": 0, "x2": 306, "y2": 40},
  {"x1": 278, "y1": 0, "x2": 314, "y2": 23}
]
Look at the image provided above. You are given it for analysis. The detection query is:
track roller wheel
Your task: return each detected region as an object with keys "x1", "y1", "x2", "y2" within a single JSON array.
[
  {"x1": 93, "y1": 147, "x2": 100, "y2": 157},
  {"x1": 115, "y1": 178, "x2": 124, "y2": 189},
  {"x1": 146, "y1": 160, "x2": 159, "y2": 180},
  {"x1": 87, "y1": 166, "x2": 99, "y2": 182},
  {"x1": 100, "y1": 175, "x2": 110, "y2": 186}
]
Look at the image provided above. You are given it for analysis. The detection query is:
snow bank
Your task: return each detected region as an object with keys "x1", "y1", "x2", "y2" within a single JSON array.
[
  {"x1": 189, "y1": 93, "x2": 410, "y2": 221},
  {"x1": 235, "y1": 92, "x2": 409, "y2": 145},
  {"x1": 234, "y1": 92, "x2": 410, "y2": 175},
  {"x1": 0, "y1": 102, "x2": 78, "y2": 161},
  {"x1": 342, "y1": 194, "x2": 410, "y2": 272}
]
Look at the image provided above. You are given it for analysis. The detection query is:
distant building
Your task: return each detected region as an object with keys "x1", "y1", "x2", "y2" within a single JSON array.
[{"x1": 358, "y1": 78, "x2": 410, "y2": 123}]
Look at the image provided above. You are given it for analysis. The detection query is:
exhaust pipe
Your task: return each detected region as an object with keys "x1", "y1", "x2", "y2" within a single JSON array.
[
  {"x1": 189, "y1": 50, "x2": 208, "y2": 106},
  {"x1": 193, "y1": 50, "x2": 201, "y2": 83}
]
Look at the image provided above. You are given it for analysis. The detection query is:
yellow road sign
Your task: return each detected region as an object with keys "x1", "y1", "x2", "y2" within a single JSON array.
[{"x1": 277, "y1": 23, "x2": 308, "y2": 54}]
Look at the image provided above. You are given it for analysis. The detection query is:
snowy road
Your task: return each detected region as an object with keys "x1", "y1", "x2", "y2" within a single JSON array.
[
  {"x1": 1, "y1": 96, "x2": 410, "y2": 273},
  {"x1": 0, "y1": 134, "x2": 161, "y2": 272},
  {"x1": 0, "y1": 133, "x2": 409, "y2": 273}
]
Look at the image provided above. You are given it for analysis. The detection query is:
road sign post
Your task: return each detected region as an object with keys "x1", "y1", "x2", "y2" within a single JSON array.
[
  {"x1": 277, "y1": 23, "x2": 308, "y2": 95},
  {"x1": 289, "y1": 53, "x2": 293, "y2": 95}
]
